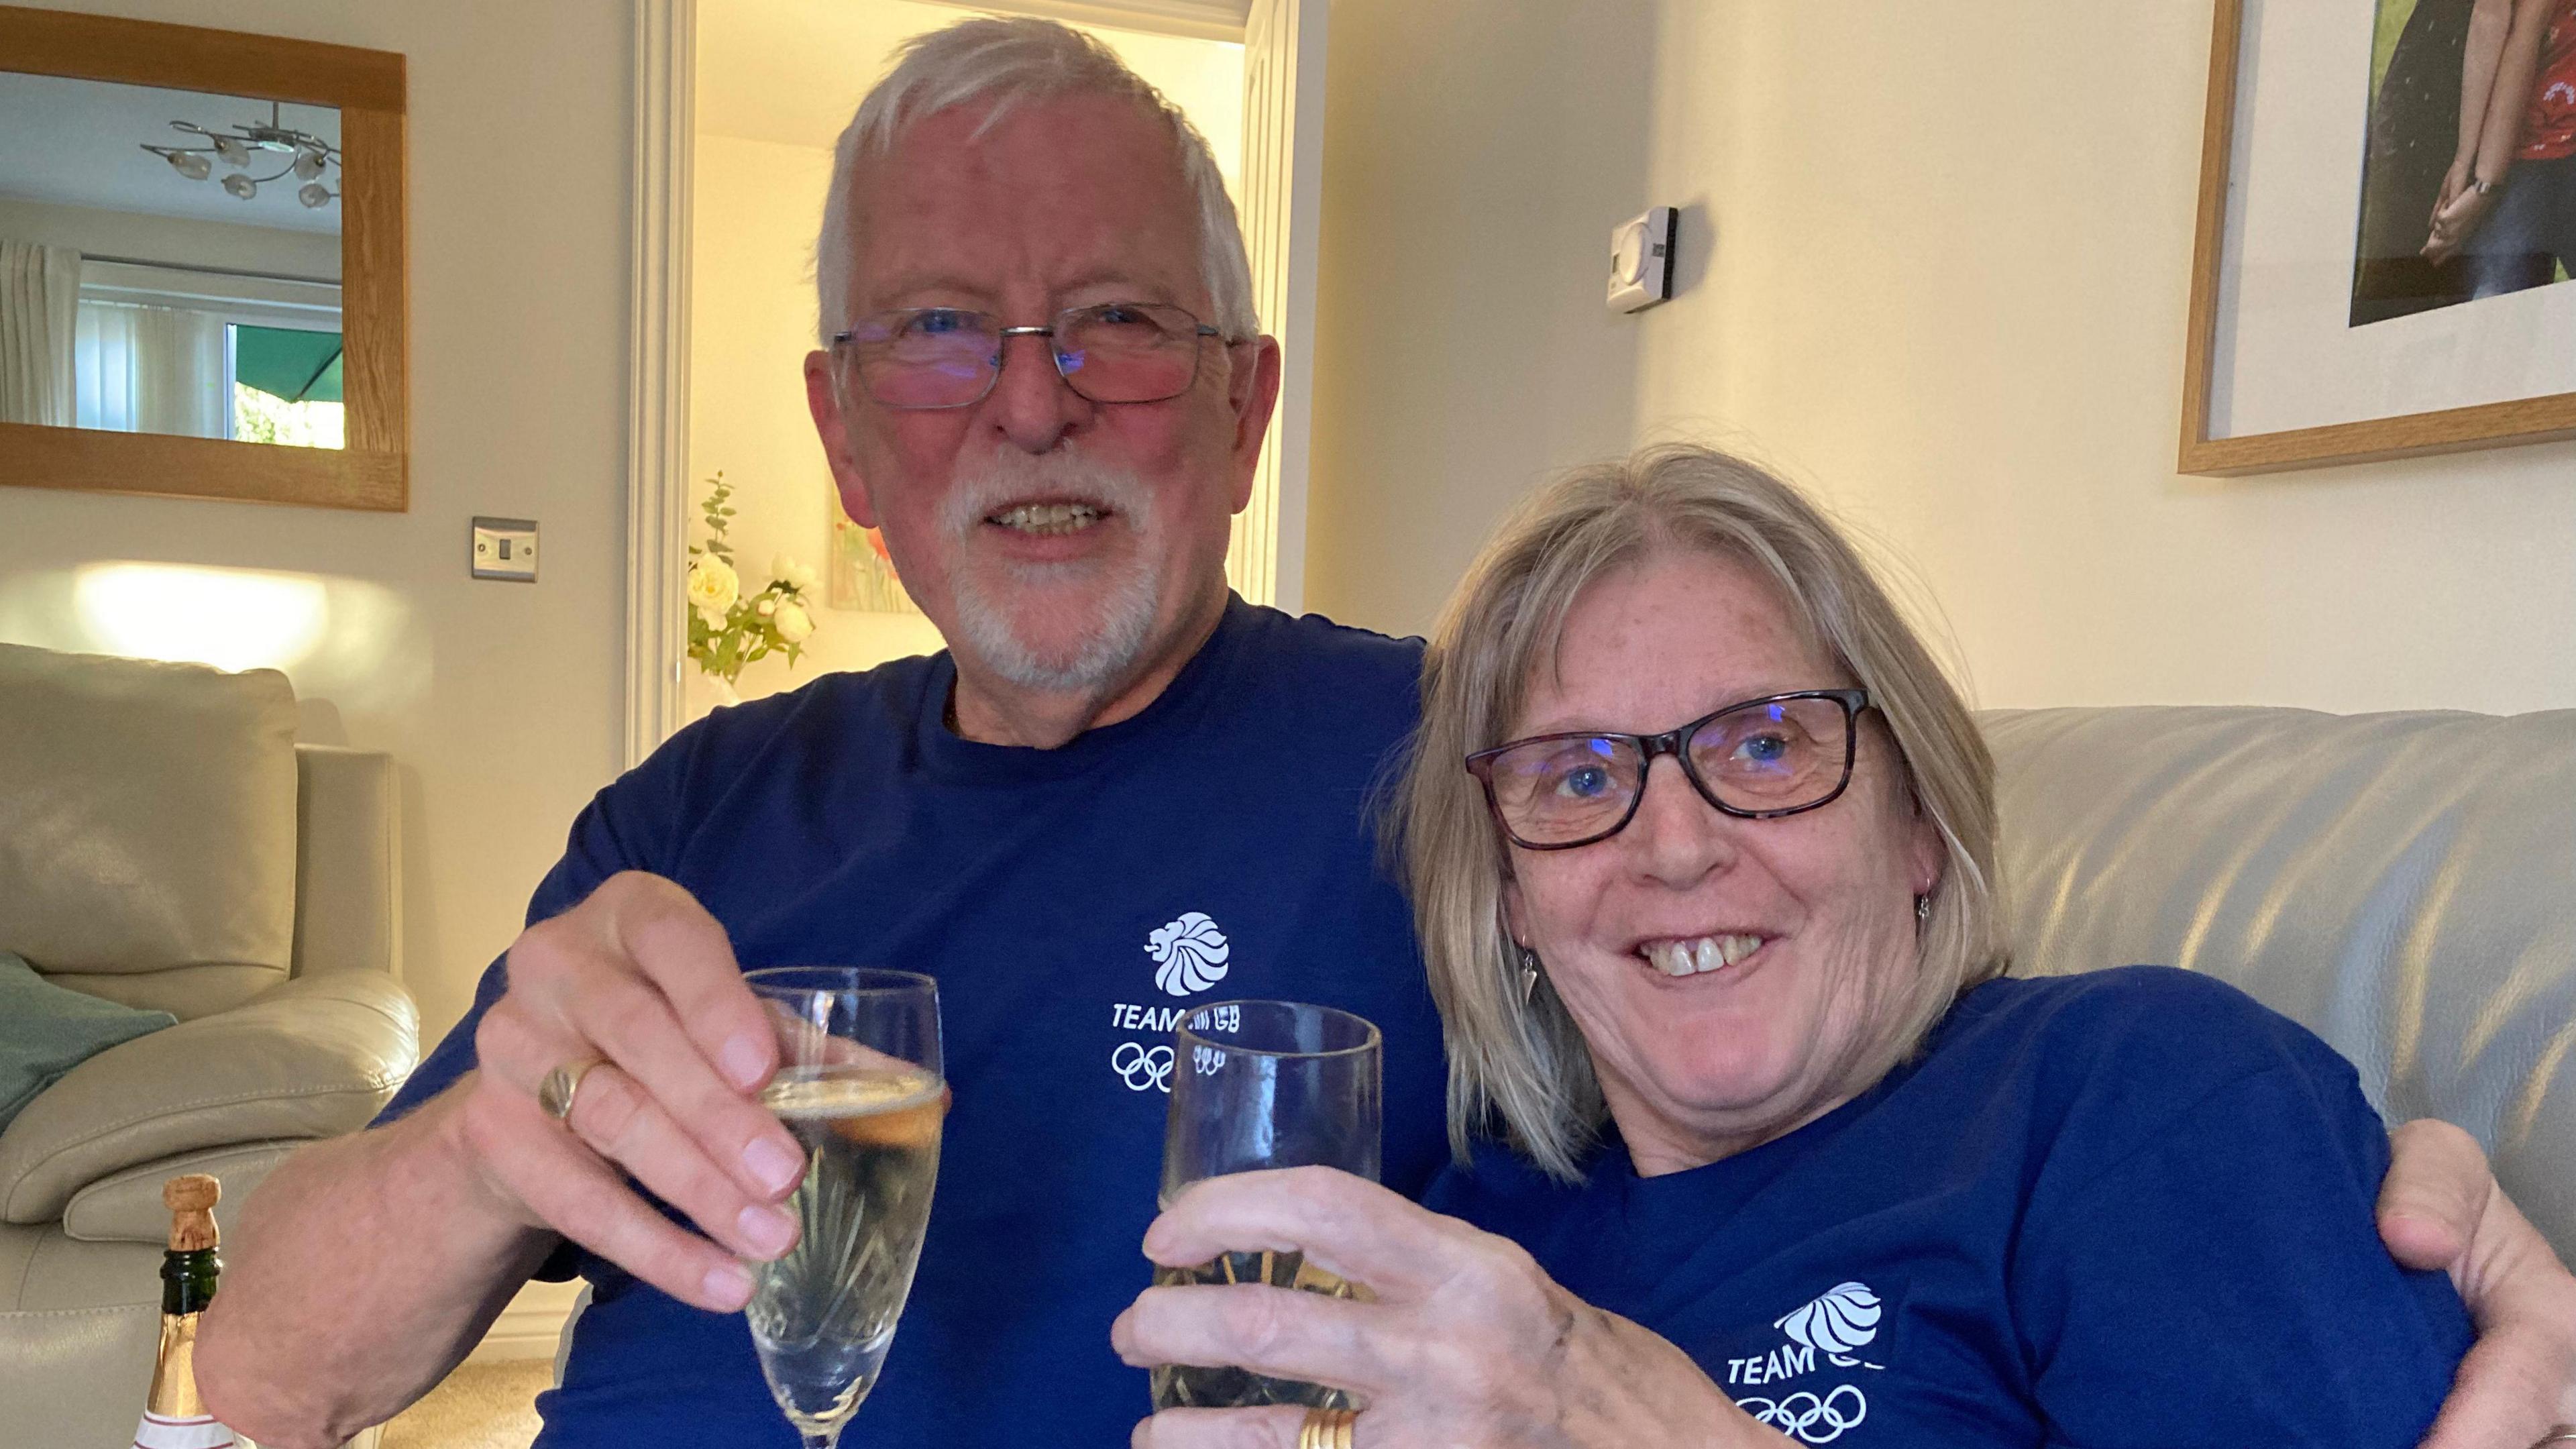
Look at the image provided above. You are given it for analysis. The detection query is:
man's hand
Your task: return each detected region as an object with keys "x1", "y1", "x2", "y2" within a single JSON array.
[
  {"x1": 458, "y1": 871, "x2": 807, "y2": 1311},
  {"x1": 2378, "y1": 1118, "x2": 2576, "y2": 1449}
]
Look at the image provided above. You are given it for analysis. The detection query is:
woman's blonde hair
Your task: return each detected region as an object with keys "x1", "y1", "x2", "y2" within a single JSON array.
[{"x1": 1396, "y1": 443, "x2": 2006, "y2": 1180}]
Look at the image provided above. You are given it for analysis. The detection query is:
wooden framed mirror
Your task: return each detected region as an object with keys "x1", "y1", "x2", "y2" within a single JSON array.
[{"x1": 0, "y1": 6, "x2": 405, "y2": 510}]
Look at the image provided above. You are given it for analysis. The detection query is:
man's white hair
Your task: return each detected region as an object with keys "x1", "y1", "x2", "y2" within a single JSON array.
[{"x1": 816, "y1": 16, "x2": 1258, "y2": 344}]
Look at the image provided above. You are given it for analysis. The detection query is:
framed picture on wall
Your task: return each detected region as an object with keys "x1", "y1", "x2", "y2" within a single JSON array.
[
  {"x1": 2181, "y1": 0, "x2": 2576, "y2": 475},
  {"x1": 824, "y1": 476, "x2": 919, "y2": 615}
]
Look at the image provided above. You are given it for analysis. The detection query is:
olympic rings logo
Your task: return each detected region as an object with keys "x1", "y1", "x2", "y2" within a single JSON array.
[
  {"x1": 1112, "y1": 1041, "x2": 1174, "y2": 1092},
  {"x1": 1735, "y1": 1385, "x2": 1866, "y2": 1444}
]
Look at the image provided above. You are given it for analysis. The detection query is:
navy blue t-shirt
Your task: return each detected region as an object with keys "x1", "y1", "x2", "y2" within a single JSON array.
[
  {"x1": 378, "y1": 599, "x2": 1450, "y2": 1447},
  {"x1": 1426, "y1": 967, "x2": 2471, "y2": 1448}
]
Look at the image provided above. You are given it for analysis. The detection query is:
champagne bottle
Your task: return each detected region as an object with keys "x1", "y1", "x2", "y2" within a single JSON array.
[{"x1": 133, "y1": 1173, "x2": 240, "y2": 1449}]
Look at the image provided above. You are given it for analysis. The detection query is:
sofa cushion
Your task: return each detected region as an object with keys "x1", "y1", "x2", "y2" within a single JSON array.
[
  {"x1": 1983, "y1": 705, "x2": 2576, "y2": 1264},
  {"x1": 0, "y1": 643, "x2": 299, "y2": 1013},
  {"x1": 0, "y1": 970, "x2": 416, "y2": 1224},
  {"x1": 0, "y1": 953, "x2": 174, "y2": 1132}
]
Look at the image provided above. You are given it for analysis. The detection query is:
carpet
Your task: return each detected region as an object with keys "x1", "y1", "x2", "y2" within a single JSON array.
[{"x1": 378, "y1": 1360, "x2": 551, "y2": 1449}]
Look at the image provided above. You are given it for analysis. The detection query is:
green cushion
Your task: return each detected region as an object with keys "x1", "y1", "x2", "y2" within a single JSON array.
[{"x1": 0, "y1": 953, "x2": 174, "y2": 1132}]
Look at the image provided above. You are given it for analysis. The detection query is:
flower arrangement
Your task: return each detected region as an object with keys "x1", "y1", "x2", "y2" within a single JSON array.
[{"x1": 687, "y1": 471, "x2": 819, "y2": 700}]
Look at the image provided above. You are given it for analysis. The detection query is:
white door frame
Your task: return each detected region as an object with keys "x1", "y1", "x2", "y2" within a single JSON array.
[
  {"x1": 625, "y1": 0, "x2": 694, "y2": 765},
  {"x1": 623, "y1": 0, "x2": 1322, "y2": 763}
]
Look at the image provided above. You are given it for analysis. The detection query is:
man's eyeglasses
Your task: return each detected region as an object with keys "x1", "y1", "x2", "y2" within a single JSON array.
[
  {"x1": 1464, "y1": 689, "x2": 1871, "y2": 850},
  {"x1": 828, "y1": 302, "x2": 1225, "y2": 410}
]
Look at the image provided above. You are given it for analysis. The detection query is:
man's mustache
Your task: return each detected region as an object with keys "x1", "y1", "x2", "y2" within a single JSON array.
[{"x1": 936, "y1": 446, "x2": 1150, "y2": 539}]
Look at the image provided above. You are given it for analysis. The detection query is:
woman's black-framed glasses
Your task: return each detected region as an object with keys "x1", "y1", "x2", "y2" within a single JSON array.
[
  {"x1": 1464, "y1": 689, "x2": 1871, "y2": 850},
  {"x1": 829, "y1": 301, "x2": 1225, "y2": 410}
]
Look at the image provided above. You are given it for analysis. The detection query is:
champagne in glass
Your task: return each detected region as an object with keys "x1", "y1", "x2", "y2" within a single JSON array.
[
  {"x1": 1150, "y1": 999, "x2": 1381, "y2": 1412},
  {"x1": 743, "y1": 967, "x2": 945, "y2": 1449}
]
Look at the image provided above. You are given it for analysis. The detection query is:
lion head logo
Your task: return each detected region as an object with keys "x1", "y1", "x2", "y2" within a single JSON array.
[
  {"x1": 1146, "y1": 912, "x2": 1230, "y2": 997},
  {"x1": 1775, "y1": 1281, "x2": 1882, "y2": 1366}
]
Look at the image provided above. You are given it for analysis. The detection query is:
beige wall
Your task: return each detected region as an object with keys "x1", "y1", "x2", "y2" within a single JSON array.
[
  {"x1": 0, "y1": 196, "x2": 341, "y2": 280},
  {"x1": 1304, "y1": 1, "x2": 2576, "y2": 715},
  {"x1": 1633, "y1": 4, "x2": 2576, "y2": 714},
  {"x1": 1303, "y1": 0, "x2": 1662, "y2": 637},
  {"x1": 0, "y1": 0, "x2": 631, "y2": 1042}
]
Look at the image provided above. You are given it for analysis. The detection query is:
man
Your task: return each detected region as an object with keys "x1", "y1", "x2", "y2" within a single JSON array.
[{"x1": 199, "y1": 18, "x2": 2573, "y2": 1449}]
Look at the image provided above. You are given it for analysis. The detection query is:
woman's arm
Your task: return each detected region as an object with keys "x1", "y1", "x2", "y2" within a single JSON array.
[
  {"x1": 2429, "y1": 0, "x2": 2559, "y2": 259},
  {"x1": 2440, "y1": 0, "x2": 2518, "y2": 215},
  {"x1": 1112, "y1": 1167, "x2": 1790, "y2": 1449}
]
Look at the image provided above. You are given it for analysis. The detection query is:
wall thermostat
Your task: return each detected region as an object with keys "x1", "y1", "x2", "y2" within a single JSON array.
[{"x1": 1607, "y1": 206, "x2": 1677, "y2": 314}]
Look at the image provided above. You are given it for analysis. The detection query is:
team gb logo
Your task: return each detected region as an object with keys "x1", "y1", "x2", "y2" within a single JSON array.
[
  {"x1": 1776, "y1": 1281, "x2": 1882, "y2": 1366},
  {"x1": 1148, "y1": 912, "x2": 1230, "y2": 996}
]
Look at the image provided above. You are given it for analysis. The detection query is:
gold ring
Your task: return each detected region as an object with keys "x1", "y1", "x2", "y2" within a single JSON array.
[
  {"x1": 537, "y1": 1057, "x2": 606, "y2": 1124},
  {"x1": 1297, "y1": 1406, "x2": 1356, "y2": 1449}
]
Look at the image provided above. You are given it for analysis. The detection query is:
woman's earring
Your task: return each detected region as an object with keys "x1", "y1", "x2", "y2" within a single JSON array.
[
  {"x1": 1517, "y1": 946, "x2": 1540, "y2": 1004},
  {"x1": 1914, "y1": 893, "x2": 1933, "y2": 925}
]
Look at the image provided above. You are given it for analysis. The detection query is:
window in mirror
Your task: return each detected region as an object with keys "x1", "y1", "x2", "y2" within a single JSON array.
[{"x1": 0, "y1": 68, "x2": 343, "y2": 447}]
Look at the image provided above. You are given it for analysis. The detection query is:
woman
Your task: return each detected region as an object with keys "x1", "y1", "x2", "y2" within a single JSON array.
[{"x1": 1112, "y1": 445, "x2": 2518, "y2": 1446}]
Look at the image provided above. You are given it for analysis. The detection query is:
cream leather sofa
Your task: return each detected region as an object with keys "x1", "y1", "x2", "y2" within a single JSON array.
[
  {"x1": 1987, "y1": 706, "x2": 2576, "y2": 1264},
  {"x1": 0, "y1": 643, "x2": 420, "y2": 1448}
]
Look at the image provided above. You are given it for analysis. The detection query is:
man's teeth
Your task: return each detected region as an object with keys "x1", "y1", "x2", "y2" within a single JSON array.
[
  {"x1": 990, "y1": 502, "x2": 1102, "y2": 535},
  {"x1": 1642, "y1": 934, "x2": 1766, "y2": 977}
]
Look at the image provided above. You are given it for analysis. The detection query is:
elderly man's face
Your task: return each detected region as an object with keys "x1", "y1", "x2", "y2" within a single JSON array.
[{"x1": 808, "y1": 94, "x2": 1275, "y2": 697}]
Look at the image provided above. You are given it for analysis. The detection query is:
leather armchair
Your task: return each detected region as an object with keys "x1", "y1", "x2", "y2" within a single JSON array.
[
  {"x1": 0, "y1": 644, "x2": 419, "y2": 1448},
  {"x1": 1986, "y1": 706, "x2": 2576, "y2": 1263}
]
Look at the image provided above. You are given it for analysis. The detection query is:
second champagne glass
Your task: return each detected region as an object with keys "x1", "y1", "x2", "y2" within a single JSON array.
[
  {"x1": 741, "y1": 967, "x2": 946, "y2": 1449},
  {"x1": 1150, "y1": 998, "x2": 1381, "y2": 1412}
]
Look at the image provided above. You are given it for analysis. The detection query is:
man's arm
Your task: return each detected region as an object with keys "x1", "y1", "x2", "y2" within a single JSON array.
[
  {"x1": 197, "y1": 873, "x2": 810, "y2": 1449},
  {"x1": 196, "y1": 1084, "x2": 555, "y2": 1445},
  {"x1": 2378, "y1": 1119, "x2": 2576, "y2": 1449}
]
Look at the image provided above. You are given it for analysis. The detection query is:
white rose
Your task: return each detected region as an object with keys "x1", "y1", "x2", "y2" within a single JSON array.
[
  {"x1": 776, "y1": 555, "x2": 820, "y2": 592},
  {"x1": 686, "y1": 555, "x2": 739, "y2": 614},
  {"x1": 773, "y1": 600, "x2": 814, "y2": 643},
  {"x1": 756, "y1": 596, "x2": 775, "y2": 616}
]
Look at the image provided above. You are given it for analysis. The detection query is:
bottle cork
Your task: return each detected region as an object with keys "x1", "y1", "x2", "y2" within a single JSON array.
[{"x1": 163, "y1": 1174, "x2": 219, "y2": 1253}]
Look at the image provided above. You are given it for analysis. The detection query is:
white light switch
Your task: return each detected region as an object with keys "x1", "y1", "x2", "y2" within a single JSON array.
[{"x1": 472, "y1": 517, "x2": 539, "y2": 582}]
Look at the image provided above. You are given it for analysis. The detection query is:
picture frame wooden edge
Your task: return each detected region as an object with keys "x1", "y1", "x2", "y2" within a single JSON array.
[
  {"x1": 0, "y1": 5, "x2": 409, "y2": 513},
  {"x1": 2177, "y1": 0, "x2": 2576, "y2": 478}
]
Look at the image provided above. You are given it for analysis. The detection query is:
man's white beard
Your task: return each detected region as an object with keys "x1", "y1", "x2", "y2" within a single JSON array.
[{"x1": 937, "y1": 446, "x2": 1166, "y2": 694}]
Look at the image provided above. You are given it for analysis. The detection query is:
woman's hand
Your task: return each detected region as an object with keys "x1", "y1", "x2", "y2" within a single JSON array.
[
  {"x1": 1112, "y1": 1167, "x2": 1786, "y2": 1448},
  {"x1": 2423, "y1": 180, "x2": 2503, "y2": 264}
]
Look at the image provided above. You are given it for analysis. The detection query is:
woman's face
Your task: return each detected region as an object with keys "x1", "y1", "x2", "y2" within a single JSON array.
[{"x1": 1499, "y1": 547, "x2": 1942, "y2": 1173}]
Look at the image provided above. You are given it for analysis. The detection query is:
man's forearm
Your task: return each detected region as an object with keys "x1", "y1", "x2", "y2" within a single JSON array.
[{"x1": 197, "y1": 1077, "x2": 558, "y2": 1449}]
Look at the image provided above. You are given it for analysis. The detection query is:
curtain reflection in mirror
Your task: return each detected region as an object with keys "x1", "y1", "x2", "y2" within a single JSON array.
[
  {"x1": 75, "y1": 297, "x2": 225, "y2": 437},
  {"x1": 0, "y1": 239, "x2": 77, "y2": 425}
]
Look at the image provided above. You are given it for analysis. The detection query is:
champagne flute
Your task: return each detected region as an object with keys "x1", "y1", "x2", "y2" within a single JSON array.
[
  {"x1": 742, "y1": 967, "x2": 946, "y2": 1449},
  {"x1": 1150, "y1": 999, "x2": 1382, "y2": 1411}
]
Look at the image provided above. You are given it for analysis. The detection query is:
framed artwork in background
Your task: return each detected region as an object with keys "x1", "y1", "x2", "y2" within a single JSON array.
[
  {"x1": 824, "y1": 476, "x2": 919, "y2": 615},
  {"x1": 2180, "y1": 0, "x2": 2576, "y2": 474}
]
